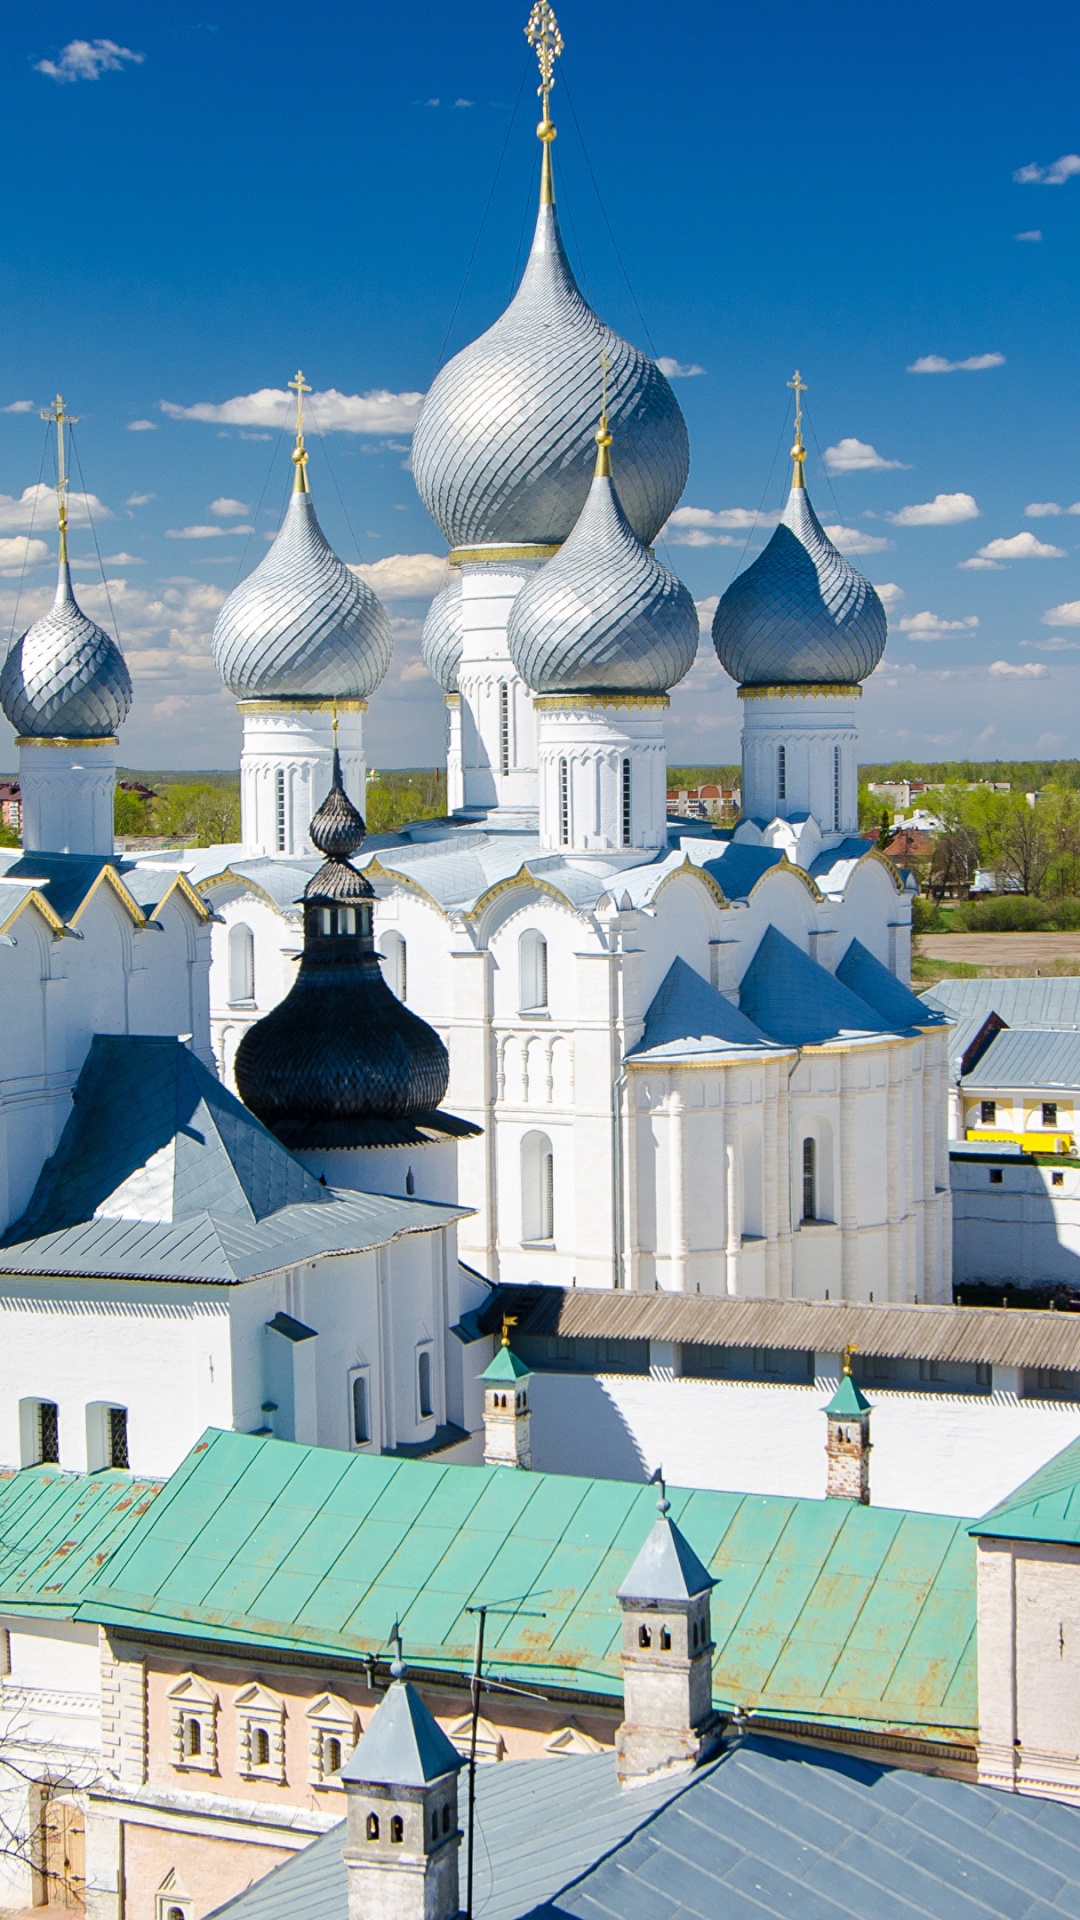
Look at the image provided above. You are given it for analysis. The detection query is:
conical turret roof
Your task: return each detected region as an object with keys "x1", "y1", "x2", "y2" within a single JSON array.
[{"x1": 618, "y1": 1493, "x2": 717, "y2": 1604}]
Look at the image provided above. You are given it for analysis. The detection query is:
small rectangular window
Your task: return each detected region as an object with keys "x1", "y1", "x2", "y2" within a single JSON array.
[
  {"x1": 833, "y1": 745, "x2": 841, "y2": 832},
  {"x1": 559, "y1": 758, "x2": 569, "y2": 846},
  {"x1": 499, "y1": 682, "x2": 510, "y2": 777},
  {"x1": 1053, "y1": 1170, "x2": 1065, "y2": 1187},
  {"x1": 801, "y1": 1137, "x2": 816, "y2": 1222},
  {"x1": 108, "y1": 1407, "x2": 129, "y2": 1469},
  {"x1": 777, "y1": 744, "x2": 786, "y2": 805},
  {"x1": 989, "y1": 1168, "x2": 1003, "y2": 1184},
  {"x1": 351, "y1": 1373, "x2": 370, "y2": 1446},
  {"x1": 980, "y1": 1100, "x2": 997, "y2": 1125},
  {"x1": 1043, "y1": 1102, "x2": 1058, "y2": 1127},
  {"x1": 37, "y1": 1402, "x2": 59, "y2": 1465},
  {"x1": 621, "y1": 758, "x2": 632, "y2": 847},
  {"x1": 275, "y1": 768, "x2": 287, "y2": 853}
]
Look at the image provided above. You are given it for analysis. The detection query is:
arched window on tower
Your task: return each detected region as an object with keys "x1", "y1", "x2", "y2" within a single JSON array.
[
  {"x1": 777, "y1": 744, "x2": 787, "y2": 806},
  {"x1": 518, "y1": 930, "x2": 548, "y2": 1012},
  {"x1": 558, "y1": 758, "x2": 570, "y2": 846},
  {"x1": 802, "y1": 1136, "x2": 817, "y2": 1223},
  {"x1": 379, "y1": 930, "x2": 407, "y2": 1001},
  {"x1": 228, "y1": 923, "x2": 255, "y2": 1005},
  {"x1": 521, "y1": 1131, "x2": 554, "y2": 1243},
  {"x1": 833, "y1": 744, "x2": 842, "y2": 831},
  {"x1": 499, "y1": 681, "x2": 510, "y2": 776},
  {"x1": 275, "y1": 768, "x2": 287, "y2": 852}
]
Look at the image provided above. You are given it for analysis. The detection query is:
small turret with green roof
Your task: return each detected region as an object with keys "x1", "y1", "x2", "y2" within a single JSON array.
[
  {"x1": 482, "y1": 1315, "x2": 532, "y2": 1469},
  {"x1": 824, "y1": 1347, "x2": 872, "y2": 1505}
]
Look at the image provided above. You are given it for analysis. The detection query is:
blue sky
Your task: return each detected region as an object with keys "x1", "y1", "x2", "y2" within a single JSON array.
[{"x1": 2, "y1": 0, "x2": 1080, "y2": 769}]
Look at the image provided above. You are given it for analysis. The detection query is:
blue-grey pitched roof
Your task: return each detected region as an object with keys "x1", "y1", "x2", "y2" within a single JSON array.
[
  {"x1": 837, "y1": 938, "x2": 948, "y2": 1031},
  {"x1": 616, "y1": 1511, "x2": 717, "y2": 1602},
  {"x1": 340, "y1": 1678, "x2": 462, "y2": 1786},
  {"x1": 960, "y1": 1027, "x2": 1080, "y2": 1096},
  {"x1": 0, "y1": 852, "x2": 121, "y2": 924},
  {"x1": 740, "y1": 926, "x2": 901, "y2": 1048},
  {"x1": 628, "y1": 958, "x2": 780, "y2": 1063},
  {"x1": 921, "y1": 977, "x2": 1080, "y2": 1032},
  {"x1": 0, "y1": 1036, "x2": 465, "y2": 1284},
  {"x1": 699, "y1": 843, "x2": 786, "y2": 901},
  {"x1": 207, "y1": 1734, "x2": 1080, "y2": 1920}
]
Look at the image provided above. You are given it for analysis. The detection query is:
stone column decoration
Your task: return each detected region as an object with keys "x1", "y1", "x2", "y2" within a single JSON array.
[
  {"x1": 824, "y1": 1349, "x2": 872, "y2": 1503},
  {"x1": 481, "y1": 1317, "x2": 532, "y2": 1468},
  {"x1": 615, "y1": 1479, "x2": 722, "y2": 1786}
]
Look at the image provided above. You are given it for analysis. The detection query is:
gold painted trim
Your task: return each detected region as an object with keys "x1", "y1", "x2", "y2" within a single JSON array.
[
  {"x1": 150, "y1": 872, "x2": 213, "y2": 924},
  {"x1": 15, "y1": 735, "x2": 117, "y2": 748},
  {"x1": 448, "y1": 544, "x2": 560, "y2": 566},
  {"x1": 466, "y1": 863, "x2": 583, "y2": 925},
  {"x1": 534, "y1": 693, "x2": 669, "y2": 712},
  {"x1": 626, "y1": 1045, "x2": 798, "y2": 1069},
  {"x1": 0, "y1": 886, "x2": 65, "y2": 939},
  {"x1": 68, "y1": 863, "x2": 147, "y2": 931},
  {"x1": 737, "y1": 684, "x2": 862, "y2": 701},
  {"x1": 235, "y1": 699, "x2": 367, "y2": 716},
  {"x1": 445, "y1": 694, "x2": 461, "y2": 708}
]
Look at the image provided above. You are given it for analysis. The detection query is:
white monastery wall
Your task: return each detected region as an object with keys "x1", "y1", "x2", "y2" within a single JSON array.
[{"x1": 953, "y1": 1157, "x2": 1080, "y2": 1287}]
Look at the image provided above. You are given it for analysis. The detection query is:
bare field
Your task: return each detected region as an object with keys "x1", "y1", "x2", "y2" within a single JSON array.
[{"x1": 917, "y1": 932, "x2": 1080, "y2": 970}]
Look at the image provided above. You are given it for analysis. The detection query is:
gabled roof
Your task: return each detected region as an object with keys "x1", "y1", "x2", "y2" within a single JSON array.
[
  {"x1": 340, "y1": 1677, "x2": 462, "y2": 1786},
  {"x1": 616, "y1": 1509, "x2": 716, "y2": 1602},
  {"x1": 698, "y1": 842, "x2": 786, "y2": 901},
  {"x1": 0, "y1": 1464, "x2": 162, "y2": 1620},
  {"x1": 960, "y1": 1027, "x2": 1080, "y2": 1096},
  {"x1": 921, "y1": 976, "x2": 1080, "y2": 1032},
  {"x1": 740, "y1": 925, "x2": 902, "y2": 1047},
  {"x1": 836, "y1": 937, "x2": 947, "y2": 1030},
  {"x1": 971, "y1": 1433, "x2": 1080, "y2": 1545},
  {"x1": 628, "y1": 957, "x2": 781, "y2": 1062}
]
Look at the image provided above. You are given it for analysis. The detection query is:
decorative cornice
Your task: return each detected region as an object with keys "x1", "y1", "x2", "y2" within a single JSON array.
[
  {"x1": 533, "y1": 693, "x2": 669, "y2": 712},
  {"x1": 448, "y1": 543, "x2": 560, "y2": 567},
  {"x1": 16, "y1": 735, "x2": 117, "y2": 748},
  {"x1": 737, "y1": 684, "x2": 862, "y2": 701},
  {"x1": 236, "y1": 700, "x2": 367, "y2": 716}
]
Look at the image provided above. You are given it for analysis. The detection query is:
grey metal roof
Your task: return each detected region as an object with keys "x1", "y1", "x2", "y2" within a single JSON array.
[
  {"x1": 485, "y1": 1283, "x2": 1080, "y2": 1372},
  {"x1": 628, "y1": 957, "x2": 781, "y2": 1062},
  {"x1": 836, "y1": 938, "x2": 949, "y2": 1031},
  {"x1": 212, "y1": 485, "x2": 393, "y2": 700},
  {"x1": 740, "y1": 925, "x2": 902, "y2": 1047},
  {"x1": 0, "y1": 1035, "x2": 464, "y2": 1284},
  {"x1": 411, "y1": 186, "x2": 689, "y2": 550},
  {"x1": 507, "y1": 463, "x2": 698, "y2": 695},
  {"x1": 617, "y1": 1510, "x2": 717, "y2": 1602},
  {"x1": 340, "y1": 1678, "x2": 463, "y2": 1786},
  {"x1": 420, "y1": 573, "x2": 463, "y2": 693},
  {"x1": 712, "y1": 477, "x2": 887, "y2": 688},
  {"x1": 0, "y1": 559, "x2": 132, "y2": 738},
  {"x1": 921, "y1": 977, "x2": 1080, "y2": 1032},
  {"x1": 207, "y1": 1733, "x2": 1080, "y2": 1920},
  {"x1": 697, "y1": 843, "x2": 787, "y2": 901},
  {"x1": 960, "y1": 1027, "x2": 1080, "y2": 1096}
]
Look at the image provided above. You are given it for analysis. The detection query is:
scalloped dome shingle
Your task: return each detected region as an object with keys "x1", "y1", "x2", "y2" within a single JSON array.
[
  {"x1": 412, "y1": 196, "x2": 689, "y2": 551},
  {"x1": 0, "y1": 564, "x2": 132, "y2": 739},
  {"x1": 420, "y1": 574, "x2": 464, "y2": 694},
  {"x1": 712, "y1": 481, "x2": 887, "y2": 688},
  {"x1": 212, "y1": 488, "x2": 393, "y2": 700},
  {"x1": 507, "y1": 454, "x2": 699, "y2": 695}
]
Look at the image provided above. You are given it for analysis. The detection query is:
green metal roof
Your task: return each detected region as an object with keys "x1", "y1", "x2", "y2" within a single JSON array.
[
  {"x1": 482, "y1": 1343, "x2": 532, "y2": 1383},
  {"x1": 77, "y1": 1429, "x2": 976, "y2": 1743},
  {"x1": 0, "y1": 1465, "x2": 162, "y2": 1620},
  {"x1": 825, "y1": 1373, "x2": 871, "y2": 1417},
  {"x1": 970, "y1": 1433, "x2": 1080, "y2": 1545}
]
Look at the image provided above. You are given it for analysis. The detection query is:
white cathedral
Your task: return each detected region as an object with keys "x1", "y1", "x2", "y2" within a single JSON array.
[{"x1": 0, "y1": 52, "x2": 953, "y2": 1486}]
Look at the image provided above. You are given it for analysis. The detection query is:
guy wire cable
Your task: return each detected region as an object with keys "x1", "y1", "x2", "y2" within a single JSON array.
[{"x1": 6, "y1": 427, "x2": 49, "y2": 651}]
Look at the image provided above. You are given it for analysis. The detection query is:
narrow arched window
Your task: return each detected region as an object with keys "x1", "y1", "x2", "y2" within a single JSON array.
[
  {"x1": 499, "y1": 681, "x2": 510, "y2": 776},
  {"x1": 253, "y1": 1726, "x2": 271, "y2": 1767},
  {"x1": 521, "y1": 1131, "x2": 554, "y2": 1243},
  {"x1": 379, "y1": 930, "x2": 407, "y2": 1001},
  {"x1": 519, "y1": 929, "x2": 548, "y2": 1011},
  {"x1": 638, "y1": 1624, "x2": 652, "y2": 1648},
  {"x1": 275, "y1": 768, "x2": 287, "y2": 852},
  {"x1": 185, "y1": 1717, "x2": 202, "y2": 1759},
  {"x1": 559, "y1": 758, "x2": 569, "y2": 845},
  {"x1": 418, "y1": 1349, "x2": 433, "y2": 1420},
  {"x1": 802, "y1": 1136, "x2": 817, "y2": 1222},
  {"x1": 367, "y1": 1813, "x2": 380, "y2": 1841},
  {"x1": 777, "y1": 744, "x2": 787, "y2": 805},
  {"x1": 660, "y1": 1626, "x2": 672, "y2": 1651},
  {"x1": 621, "y1": 757, "x2": 632, "y2": 847},
  {"x1": 833, "y1": 744, "x2": 842, "y2": 831},
  {"x1": 442, "y1": 1804, "x2": 451, "y2": 1834},
  {"x1": 325, "y1": 1735, "x2": 342, "y2": 1775},
  {"x1": 391, "y1": 1815, "x2": 404, "y2": 1844},
  {"x1": 228, "y1": 923, "x2": 255, "y2": 1004},
  {"x1": 108, "y1": 1406, "x2": 129, "y2": 1469}
]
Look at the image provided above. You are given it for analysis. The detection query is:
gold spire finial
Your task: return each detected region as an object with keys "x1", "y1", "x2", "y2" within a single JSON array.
[
  {"x1": 526, "y1": 1, "x2": 563, "y2": 205},
  {"x1": 842, "y1": 1343, "x2": 857, "y2": 1377},
  {"x1": 501, "y1": 1313, "x2": 518, "y2": 1349},
  {"x1": 41, "y1": 393, "x2": 78, "y2": 564},
  {"x1": 594, "y1": 349, "x2": 613, "y2": 478},
  {"x1": 787, "y1": 369, "x2": 808, "y2": 489},
  {"x1": 332, "y1": 701, "x2": 339, "y2": 742},
  {"x1": 288, "y1": 368, "x2": 312, "y2": 494}
]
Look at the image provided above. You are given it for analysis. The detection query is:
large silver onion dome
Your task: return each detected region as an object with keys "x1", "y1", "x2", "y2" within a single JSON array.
[
  {"x1": 0, "y1": 561, "x2": 132, "y2": 738},
  {"x1": 507, "y1": 434, "x2": 698, "y2": 694},
  {"x1": 212, "y1": 482, "x2": 393, "y2": 700},
  {"x1": 412, "y1": 182, "x2": 689, "y2": 550},
  {"x1": 712, "y1": 473, "x2": 887, "y2": 687},
  {"x1": 420, "y1": 573, "x2": 463, "y2": 693}
]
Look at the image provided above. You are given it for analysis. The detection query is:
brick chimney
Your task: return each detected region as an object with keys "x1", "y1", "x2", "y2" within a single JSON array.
[
  {"x1": 824, "y1": 1349, "x2": 872, "y2": 1503},
  {"x1": 615, "y1": 1478, "x2": 722, "y2": 1787},
  {"x1": 481, "y1": 1316, "x2": 532, "y2": 1469}
]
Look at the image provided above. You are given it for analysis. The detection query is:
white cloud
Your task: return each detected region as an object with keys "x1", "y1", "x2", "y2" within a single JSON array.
[
  {"x1": 125, "y1": 493, "x2": 155, "y2": 508},
  {"x1": 210, "y1": 497, "x2": 250, "y2": 518},
  {"x1": 1022, "y1": 636, "x2": 1080, "y2": 651},
  {"x1": 351, "y1": 553, "x2": 446, "y2": 599},
  {"x1": 667, "y1": 529, "x2": 742, "y2": 547},
  {"x1": 34, "y1": 38, "x2": 143, "y2": 82},
  {"x1": 872, "y1": 582, "x2": 905, "y2": 613},
  {"x1": 888, "y1": 492, "x2": 979, "y2": 526},
  {"x1": 0, "y1": 483, "x2": 111, "y2": 534},
  {"x1": 1015, "y1": 155, "x2": 1080, "y2": 185},
  {"x1": 897, "y1": 611, "x2": 979, "y2": 641},
  {"x1": 694, "y1": 595, "x2": 719, "y2": 633},
  {"x1": 666, "y1": 506, "x2": 781, "y2": 533},
  {"x1": 166, "y1": 523, "x2": 254, "y2": 540},
  {"x1": 1024, "y1": 500, "x2": 1080, "y2": 517},
  {"x1": 975, "y1": 532, "x2": 1067, "y2": 561},
  {"x1": 823, "y1": 437, "x2": 907, "y2": 474},
  {"x1": 989, "y1": 660, "x2": 1049, "y2": 677},
  {"x1": 2, "y1": 401, "x2": 34, "y2": 414},
  {"x1": 0, "y1": 536, "x2": 48, "y2": 575},
  {"x1": 656, "y1": 358, "x2": 706, "y2": 379},
  {"x1": 907, "y1": 353, "x2": 1005, "y2": 374},
  {"x1": 127, "y1": 419, "x2": 157, "y2": 432},
  {"x1": 957, "y1": 556, "x2": 1004, "y2": 570},
  {"x1": 822, "y1": 525, "x2": 892, "y2": 554},
  {"x1": 1043, "y1": 600, "x2": 1080, "y2": 625},
  {"x1": 1016, "y1": 229, "x2": 1043, "y2": 241},
  {"x1": 161, "y1": 386, "x2": 425, "y2": 435}
]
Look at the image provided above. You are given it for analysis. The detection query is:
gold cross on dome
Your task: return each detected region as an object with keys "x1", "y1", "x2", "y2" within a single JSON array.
[
  {"x1": 526, "y1": 1, "x2": 564, "y2": 127},
  {"x1": 288, "y1": 368, "x2": 312, "y2": 436},
  {"x1": 787, "y1": 369, "x2": 807, "y2": 437},
  {"x1": 41, "y1": 393, "x2": 78, "y2": 558}
]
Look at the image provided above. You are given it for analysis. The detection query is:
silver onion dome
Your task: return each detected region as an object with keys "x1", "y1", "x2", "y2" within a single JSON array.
[
  {"x1": 420, "y1": 573, "x2": 463, "y2": 693},
  {"x1": 0, "y1": 560, "x2": 132, "y2": 738},
  {"x1": 507, "y1": 434, "x2": 699, "y2": 694},
  {"x1": 212, "y1": 483, "x2": 393, "y2": 700},
  {"x1": 412, "y1": 183, "x2": 689, "y2": 550},
  {"x1": 712, "y1": 473, "x2": 887, "y2": 687}
]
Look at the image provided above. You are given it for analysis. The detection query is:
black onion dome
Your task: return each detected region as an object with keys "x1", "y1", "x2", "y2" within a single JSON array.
[{"x1": 235, "y1": 761, "x2": 476, "y2": 1150}]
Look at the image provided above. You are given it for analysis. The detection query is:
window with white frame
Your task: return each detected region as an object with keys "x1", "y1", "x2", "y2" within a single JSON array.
[
  {"x1": 228, "y1": 923, "x2": 255, "y2": 1004},
  {"x1": 306, "y1": 1693, "x2": 359, "y2": 1786},
  {"x1": 235, "y1": 1683, "x2": 286, "y2": 1783},
  {"x1": 85, "y1": 1402, "x2": 129, "y2": 1472},
  {"x1": 167, "y1": 1674, "x2": 218, "y2": 1773},
  {"x1": 349, "y1": 1368, "x2": 371, "y2": 1448},
  {"x1": 417, "y1": 1347, "x2": 434, "y2": 1421},
  {"x1": 155, "y1": 1872, "x2": 193, "y2": 1920},
  {"x1": 378, "y1": 930, "x2": 407, "y2": 1002},
  {"x1": 521, "y1": 1131, "x2": 554, "y2": 1243},
  {"x1": 518, "y1": 929, "x2": 548, "y2": 1011},
  {"x1": 19, "y1": 1398, "x2": 59, "y2": 1468}
]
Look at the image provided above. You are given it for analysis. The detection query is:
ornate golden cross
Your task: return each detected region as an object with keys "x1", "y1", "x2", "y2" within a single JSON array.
[
  {"x1": 787, "y1": 369, "x2": 807, "y2": 439},
  {"x1": 288, "y1": 368, "x2": 312, "y2": 437},
  {"x1": 41, "y1": 394, "x2": 78, "y2": 557},
  {"x1": 526, "y1": 1, "x2": 564, "y2": 129}
]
